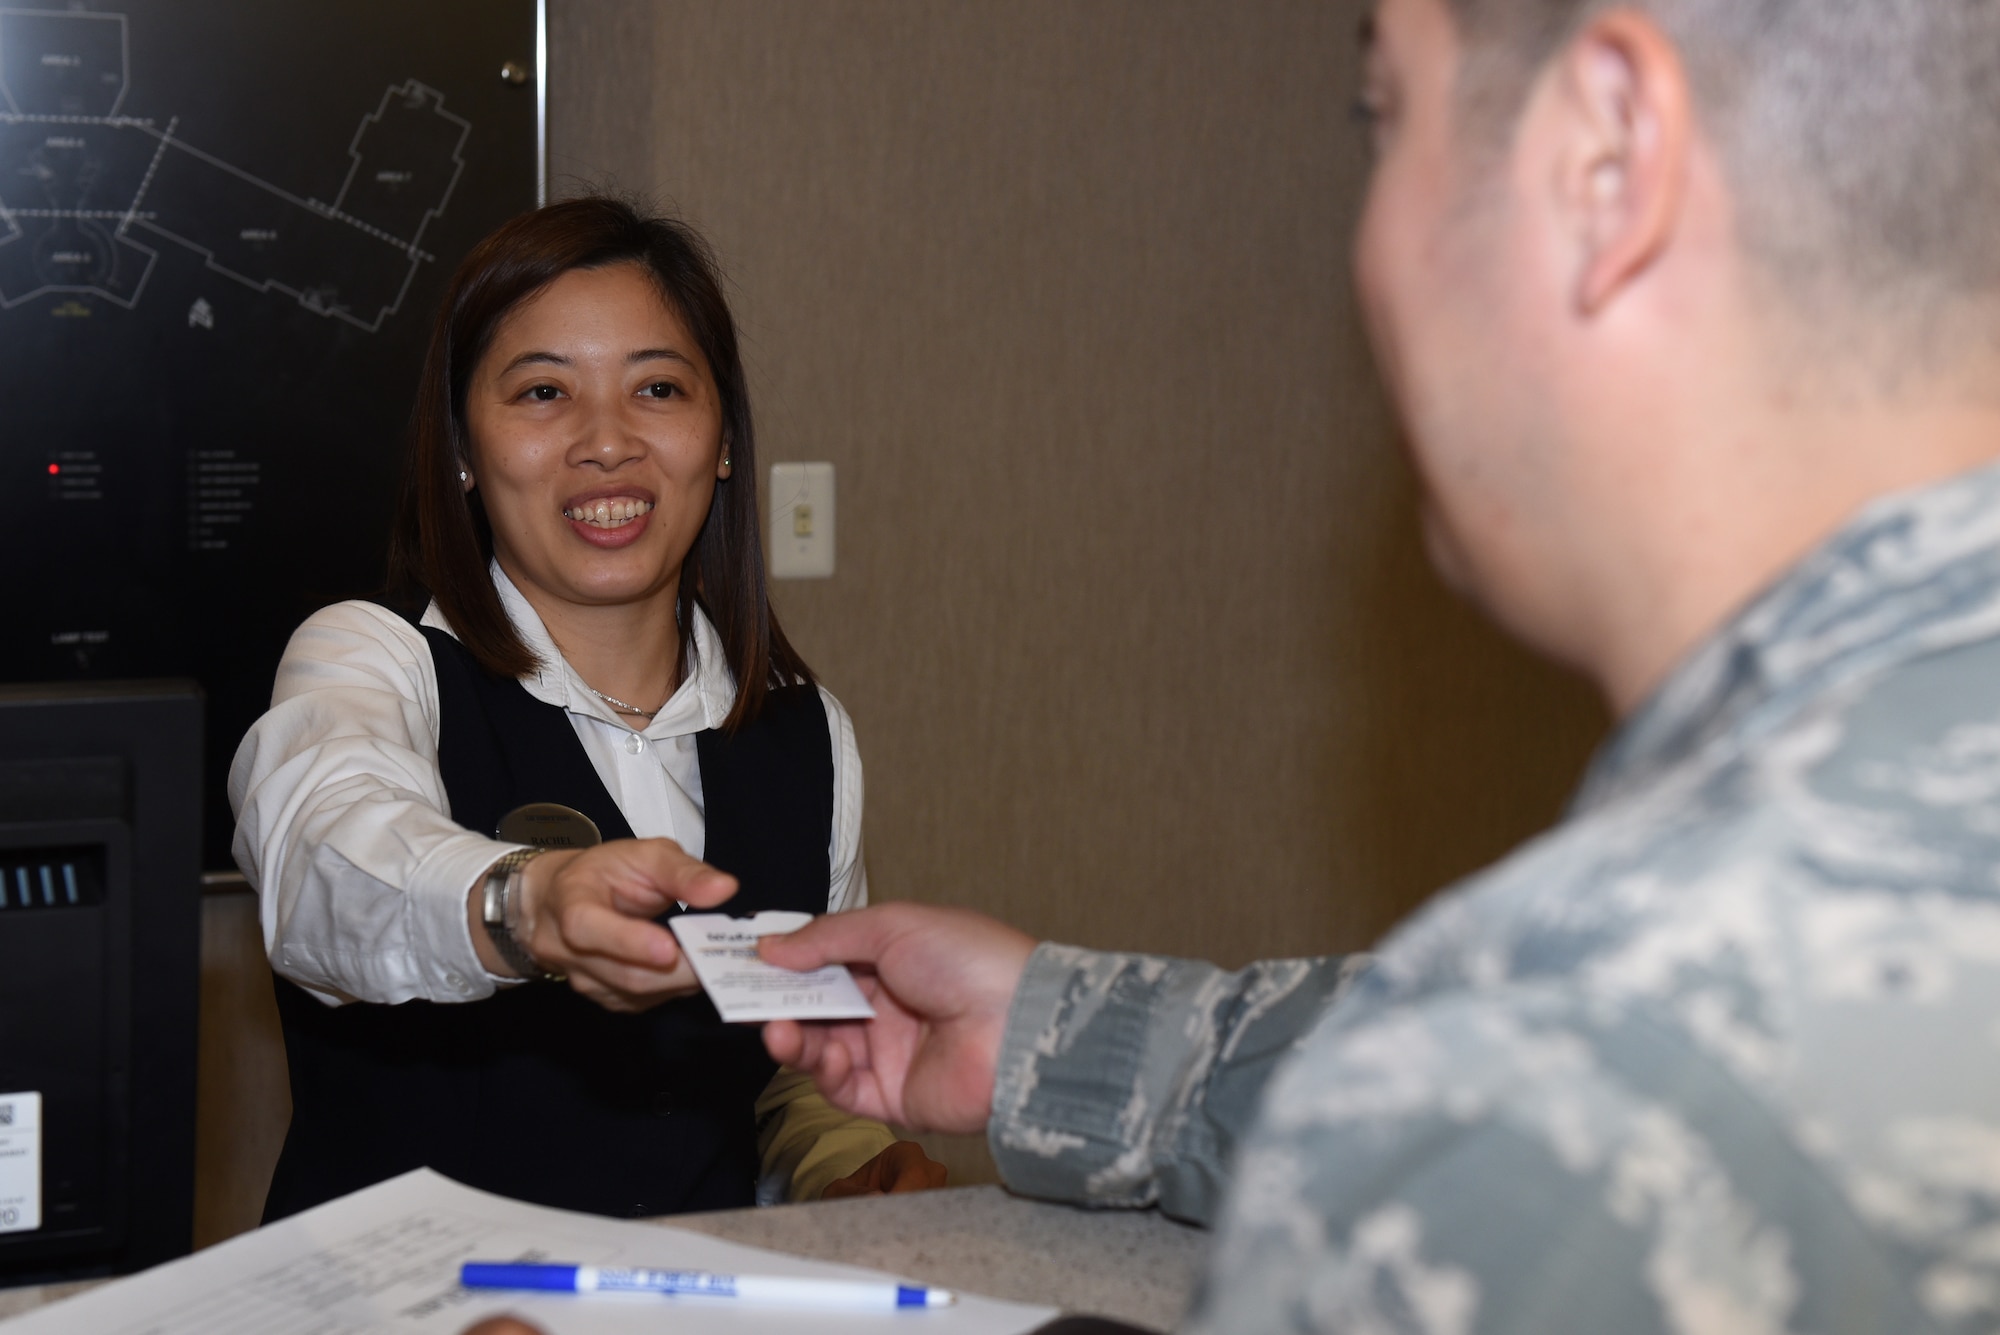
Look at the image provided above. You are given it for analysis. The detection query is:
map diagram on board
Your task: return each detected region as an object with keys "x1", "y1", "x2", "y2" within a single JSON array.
[
  {"x1": 0, "y1": 6, "x2": 469, "y2": 331},
  {"x1": 0, "y1": 0, "x2": 538, "y2": 866}
]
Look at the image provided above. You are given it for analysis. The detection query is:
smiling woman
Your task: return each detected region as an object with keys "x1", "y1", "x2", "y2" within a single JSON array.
[
  {"x1": 227, "y1": 198, "x2": 943, "y2": 1223},
  {"x1": 455, "y1": 262, "x2": 735, "y2": 705},
  {"x1": 396, "y1": 200, "x2": 794, "y2": 727}
]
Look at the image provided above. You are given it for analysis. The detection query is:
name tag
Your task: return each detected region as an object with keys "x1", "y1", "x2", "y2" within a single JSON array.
[{"x1": 495, "y1": 803, "x2": 602, "y2": 849}]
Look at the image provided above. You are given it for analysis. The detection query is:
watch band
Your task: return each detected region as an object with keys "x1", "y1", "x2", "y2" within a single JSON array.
[{"x1": 481, "y1": 848, "x2": 562, "y2": 982}]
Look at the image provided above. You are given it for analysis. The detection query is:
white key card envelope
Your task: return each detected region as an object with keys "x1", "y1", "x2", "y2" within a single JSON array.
[{"x1": 668, "y1": 911, "x2": 877, "y2": 1023}]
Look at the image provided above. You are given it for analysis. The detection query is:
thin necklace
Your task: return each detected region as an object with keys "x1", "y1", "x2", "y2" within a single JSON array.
[{"x1": 587, "y1": 685, "x2": 667, "y2": 720}]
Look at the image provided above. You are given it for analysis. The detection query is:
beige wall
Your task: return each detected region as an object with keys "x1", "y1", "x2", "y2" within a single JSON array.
[
  {"x1": 548, "y1": 0, "x2": 1607, "y2": 964},
  {"x1": 195, "y1": 0, "x2": 1613, "y2": 1245}
]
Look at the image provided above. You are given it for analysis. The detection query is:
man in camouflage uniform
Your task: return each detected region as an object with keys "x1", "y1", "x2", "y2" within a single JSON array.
[{"x1": 760, "y1": 0, "x2": 2000, "y2": 1330}]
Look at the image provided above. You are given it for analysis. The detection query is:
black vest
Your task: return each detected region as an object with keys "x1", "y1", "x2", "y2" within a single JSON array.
[{"x1": 264, "y1": 626, "x2": 833, "y2": 1221}]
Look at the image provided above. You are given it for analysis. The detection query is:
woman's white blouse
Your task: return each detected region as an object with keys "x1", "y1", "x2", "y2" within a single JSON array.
[{"x1": 228, "y1": 568, "x2": 866, "y2": 1006}]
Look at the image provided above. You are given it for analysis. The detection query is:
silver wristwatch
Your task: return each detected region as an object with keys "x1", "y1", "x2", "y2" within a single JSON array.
[{"x1": 480, "y1": 848, "x2": 562, "y2": 982}]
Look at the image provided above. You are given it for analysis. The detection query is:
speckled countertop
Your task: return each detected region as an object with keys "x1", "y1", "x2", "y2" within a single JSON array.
[
  {"x1": 0, "y1": 1186, "x2": 1207, "y2": 1330},
  {"x1": 673, "y1": 1186, "x2": 1205, "y2": 1331}
]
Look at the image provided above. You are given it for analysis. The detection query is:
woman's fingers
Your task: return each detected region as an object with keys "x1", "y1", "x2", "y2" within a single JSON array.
[
  {"x1": 602, "y1": 841, "x2": 739, "y2": 916},
  {"x1": 510, "y1": 838, "x2": 745, "y2": 1009},
  {"x1": 575, "y1": 953, "x2": 699, "y2": 997},
  {"x1": 551, "y1": 898, "x2": 681, "y2": 970},
  {"x1": 550, "y1": 908, "x2": 705, "y2": 1010},
  {"x1": 524, "y1": 839, "x2": 734, "y2": 929},
  {"x1": 663, "y1": 862, "x2": 739, "y2": 910},
  {"x1": 567, "y1": 969, "x2": 700, "y2": 1013},
  {"x1": 469, "y1": 839, "x2": 742, "y2": 993}
]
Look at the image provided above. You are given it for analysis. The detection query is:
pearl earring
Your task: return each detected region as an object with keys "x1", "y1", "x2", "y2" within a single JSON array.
[{"x1": 459, "y1": 469, "x2": 468, "y2": 483}]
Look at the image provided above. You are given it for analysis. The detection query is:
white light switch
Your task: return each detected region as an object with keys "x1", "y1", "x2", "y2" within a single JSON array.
[{"x1": 769, "y1": 462, "x2": 835, "y2": 579}]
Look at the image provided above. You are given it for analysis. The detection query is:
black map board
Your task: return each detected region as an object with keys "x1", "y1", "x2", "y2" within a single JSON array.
[{"x1": 0, "y1": 1, "x2": 542, "y2": 865}]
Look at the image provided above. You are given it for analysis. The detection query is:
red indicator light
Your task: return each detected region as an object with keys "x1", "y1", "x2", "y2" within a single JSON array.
[{"x1": 47, "y1": 463, "x2": 59, "y2": 476}]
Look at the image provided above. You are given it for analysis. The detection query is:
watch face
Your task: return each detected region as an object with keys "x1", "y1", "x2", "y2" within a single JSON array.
[{"x1": 496, "y1": 803, "x2": 603, "y2": 850}]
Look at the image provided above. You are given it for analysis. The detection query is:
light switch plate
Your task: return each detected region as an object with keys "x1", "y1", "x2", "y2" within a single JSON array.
[{"x1": 768, "y1": 462, "x2": 835, "y2": 579}]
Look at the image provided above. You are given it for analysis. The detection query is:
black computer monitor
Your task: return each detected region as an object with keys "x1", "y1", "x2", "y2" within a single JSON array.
[{"x1": 0, "y1": 681, "x2": 202, "y2": 1283}]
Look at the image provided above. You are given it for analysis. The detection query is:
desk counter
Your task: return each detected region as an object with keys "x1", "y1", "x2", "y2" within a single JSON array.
[
  {"x1": 677, "y1": 1186, "x2": 1203, "y2": 1329},
  {"x1": 0, "y1": 1186, "x2": 1207, "y2": 1330}
]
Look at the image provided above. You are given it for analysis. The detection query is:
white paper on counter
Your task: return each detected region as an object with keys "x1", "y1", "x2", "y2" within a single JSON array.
[
  {"x1": 0, "y1": 1168, "x2": 1055, "y2": 1335},
  {"x1": 670, "y1": 911, "x2": 877, "y2": 1022}
]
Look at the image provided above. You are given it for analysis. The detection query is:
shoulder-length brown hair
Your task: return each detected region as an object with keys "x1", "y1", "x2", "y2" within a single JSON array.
[{"x1": 388, "y1": 196, "x2": 812, "y2": 730}]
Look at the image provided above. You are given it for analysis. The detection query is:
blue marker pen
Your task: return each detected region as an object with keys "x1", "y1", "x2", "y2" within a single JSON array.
[{"x1": 460, "y1": 1262, "x2": 957, "y2": 1309}]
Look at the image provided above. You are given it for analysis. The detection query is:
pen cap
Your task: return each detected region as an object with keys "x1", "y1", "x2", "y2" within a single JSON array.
[{"x1": 462, "y1": 1263, "x2": 581, "y2": 1291}]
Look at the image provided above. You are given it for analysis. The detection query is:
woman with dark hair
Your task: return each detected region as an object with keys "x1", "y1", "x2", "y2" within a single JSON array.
[{"x1": 229, "y1": 197, "x2": 942, "y2": 1220}]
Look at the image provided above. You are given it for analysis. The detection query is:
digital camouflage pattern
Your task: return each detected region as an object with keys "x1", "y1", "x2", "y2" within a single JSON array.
[{"x1": 989, "y1": 460, "x2": 2000, "y2": 1334}]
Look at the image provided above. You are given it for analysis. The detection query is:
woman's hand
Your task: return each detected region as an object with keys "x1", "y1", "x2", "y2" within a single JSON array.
[
  {"x1": 758, "y1": 904, "x2": 1038, "y2": 1132},
  {"x1": 821, "y1": 1140, "x2": 949, "y2": 1199},
  {"x1": 468, "y1": 837, "x2": 738, "y2": 1011}
]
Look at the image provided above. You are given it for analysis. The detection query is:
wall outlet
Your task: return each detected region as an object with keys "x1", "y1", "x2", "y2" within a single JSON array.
[{"x1": 768, "y1": 462, "x2": 835, "y2": 579}]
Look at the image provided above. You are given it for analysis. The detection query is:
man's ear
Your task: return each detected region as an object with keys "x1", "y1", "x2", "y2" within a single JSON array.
[{"x1": 1548, "y1": 11, "x2": 1692, "y2": 315}]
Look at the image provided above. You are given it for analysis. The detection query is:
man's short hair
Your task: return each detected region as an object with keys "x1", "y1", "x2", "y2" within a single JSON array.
[{"x1": 1446, "y1": 1, "x2": 2000, "y2": 343}]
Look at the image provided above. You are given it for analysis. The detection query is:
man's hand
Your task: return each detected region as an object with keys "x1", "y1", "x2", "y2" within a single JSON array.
[
  {"x1": 461, "y1": 1318, "x2": 545, "y2": 1335},
  {"x1": 758, "y1": 904, "x2": 1037, "y2": 1133},
  {"x1": 821, "y1": 1140, "x2": 949, "y2": 1199},
  {"x1": 468, "y1": 838, "x2": 739, "y2": 1012}
]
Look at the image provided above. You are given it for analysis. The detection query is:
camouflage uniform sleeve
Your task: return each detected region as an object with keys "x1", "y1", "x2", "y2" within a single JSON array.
[
  {"x1": 1185, "y1": 986, "x2": 1933, "y2": 1335},
  {"x1": 986, "y1": 943, "x2": 1368, "y2": 1225}
]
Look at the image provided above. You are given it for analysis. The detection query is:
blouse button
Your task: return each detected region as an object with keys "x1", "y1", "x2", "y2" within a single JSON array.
[{"x1": 624, "y1": 732, "x2": 646, "y2": 755}]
